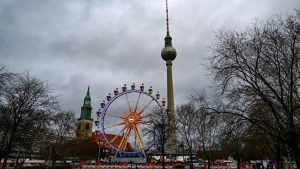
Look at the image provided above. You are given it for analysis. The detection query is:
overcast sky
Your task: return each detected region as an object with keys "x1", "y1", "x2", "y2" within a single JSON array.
[{"x1": 0, "y1": 0, "x2": 299, "y2": 119}]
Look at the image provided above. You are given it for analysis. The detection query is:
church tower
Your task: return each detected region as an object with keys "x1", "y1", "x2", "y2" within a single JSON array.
[{"x1": 76, "y1": 86, "x2": 93, "y2": 139}]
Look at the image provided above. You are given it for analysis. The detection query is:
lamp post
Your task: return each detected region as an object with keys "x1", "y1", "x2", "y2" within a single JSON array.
[
  {"x1": 98, "y1": 146, "x2": 100, "y2": 162},
  {"x1": 97, "y1": 140, "x2": 101, "y2": 162},
  {"x1": 162, "y1": 122, "x2": 165, "y2": 169}
]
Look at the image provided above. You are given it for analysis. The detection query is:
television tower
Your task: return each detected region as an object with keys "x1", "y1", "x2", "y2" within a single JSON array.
[{"x1": 161, "y1": 0, "x2": 177, "y2": 154}]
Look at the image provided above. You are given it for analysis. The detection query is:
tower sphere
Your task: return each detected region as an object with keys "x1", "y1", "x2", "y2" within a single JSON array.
[{"x1": 161, "y1": 46, "x2": 177, "y2": 61}]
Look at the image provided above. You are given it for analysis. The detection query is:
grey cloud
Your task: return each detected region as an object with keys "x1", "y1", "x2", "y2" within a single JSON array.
[{"x1": 0, "y1": 0, "x2": 299, "y2": 118}]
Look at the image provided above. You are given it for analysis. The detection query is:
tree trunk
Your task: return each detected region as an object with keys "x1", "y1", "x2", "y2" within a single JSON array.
[
  {"x1": 261, "y1": 159, "x2": 264, "y2": 169},
  {"x1": 14, "y1": 156, "x2": 19, "y2": 169},
  {"x1": 276, "y1": 144, "x2": 281, "y2": 169},
  {"x1": 1, "y1": 123, "x2": 18, "y2": 169},
  {"x1": 201, "y1": 140, "x2": 209, "y2": 169},
  {"x1": 237, "y1": 157, "x2": 240, "y2": 169},
  {"x1": 292, "y1": 148, "x2": 300, "y2": 169},
  {"x1": 0, "y1": 124, "x2": 10, "y2": 162},
  {"x1": 189, "y1": 147, "x2": 194, "y2": 169},
  {"x1": 1, "y1": 157, "x2": 7, "y2": 169},
  {"x1": 288, "y1": 130, "x2": 300, "y2": 169}
]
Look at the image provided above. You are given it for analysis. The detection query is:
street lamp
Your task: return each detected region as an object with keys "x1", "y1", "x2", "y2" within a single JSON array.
[{"x1": 97, "y1": 140, "x2": 102, "y2": 162}]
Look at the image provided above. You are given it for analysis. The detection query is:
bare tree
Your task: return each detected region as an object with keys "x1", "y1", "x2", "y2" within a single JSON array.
[
  {"x1": 196, "y1": 111, "x2": 219, "y2": 169},
  {"x1": 51, "y1": 111, "x2": 76, "y2": 143},
  {"x1": 47, "y1": 111, "x2": 76, "y2": 165},
  {"x1": 0, "y1": 73, "x2": 58, "y2": 169},
  {"x1": 219, "y1": 115, "x2": 249, "y2": 169},
  {"x1": 0, "y1": 66, "x2": 14, "y2": 90},
  {"x1": 0, "y1": 66, "x2": 15, "y2": 106},
  {"x1": 176, "y1": 103, "x2": 198, "y2": 169},
  {"x1": 209, "y1": 13, "x2": 300, "y2": 168},
  {"x1": 191, "y1": 91, "x2": 285, "y2": 165},
  {"x1": 12, "y1": 123, "x2": 47, "y2": 169},
  {"x1": 191, "y1": 91, "x2": 239, "y2": 168}
]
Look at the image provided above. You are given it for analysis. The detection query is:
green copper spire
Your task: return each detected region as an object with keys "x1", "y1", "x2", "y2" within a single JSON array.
[
  {"x1": 80, "y1": 86, "x2": 92, "y2": 119},
  {"x1": 84, "y1": 86, "x2": 91, "y2": 105}
]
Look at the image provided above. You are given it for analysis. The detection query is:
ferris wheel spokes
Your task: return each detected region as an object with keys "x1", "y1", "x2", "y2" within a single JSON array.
[
  {"x1": 134, "y1": 92, "x2": 142, "y2": 112},
  {"x1": 137, "y1": 99, "x2": 154, "y2": 116},
  {"x1": 104, "y1": 122, "x2": 125, "y2": 130},
  {"x1": 125, "y1": 92, "x2": 132, "y2": 112},
  {"x1": 105, "y1": 112, "x2": 126, "y2": 119},
  {"x1": 140, "y1": 114, "x2": 150, "y2": 119},
  {"x1": 109, "y1": 129, "x2": 126, "y2": 145}
]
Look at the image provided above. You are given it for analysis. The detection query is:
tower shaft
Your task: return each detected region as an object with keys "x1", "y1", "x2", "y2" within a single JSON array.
[
  {"x1": 166, "y1": 61, "x2": 174, "y2": 122},
  {"x1": 166, "y1": 60, "x2": 177, "y2": 154}
]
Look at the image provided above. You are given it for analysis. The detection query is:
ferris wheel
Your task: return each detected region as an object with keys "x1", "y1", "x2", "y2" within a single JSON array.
[{"x1": 95, "y1": 83, "x2": 166, "y2": 158}]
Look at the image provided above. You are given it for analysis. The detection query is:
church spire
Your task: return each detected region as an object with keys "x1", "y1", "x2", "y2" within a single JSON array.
[
  {"x1": 85, "y1": 86, "x2": 91, "y2": 101},
  {"x1": 80, "y1": 86, "x2": 92, "y2": 119}
]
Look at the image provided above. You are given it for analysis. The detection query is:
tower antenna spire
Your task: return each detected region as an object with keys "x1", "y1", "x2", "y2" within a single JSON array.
[{"x1": 165, "y1": 0, "x2": 170, "y2": 36}]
